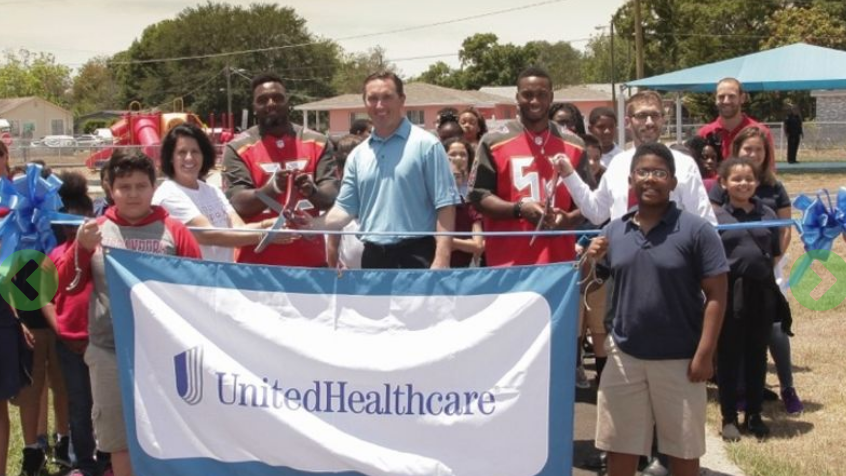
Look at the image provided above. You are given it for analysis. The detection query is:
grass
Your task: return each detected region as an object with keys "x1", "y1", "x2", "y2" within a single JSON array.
[
  {"x1": 774, "y1": 148, "x2": 846, "y2": 162},
  {"x1": 5, "y1": 173, "x2": 846, "y2": 476},
  {"x1": 4, "y1": 402, "x2": 26, "y2": 476},
  {"x1": 4, "y1": 398, "x2": 66, "y2": 476}
]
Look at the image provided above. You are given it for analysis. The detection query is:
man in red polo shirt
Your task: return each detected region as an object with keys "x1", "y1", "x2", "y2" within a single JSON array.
[
  {"x1": 697, "y1": 77, "x2": 774, "y2": 162},
  {"x1": 224, "y1": 72, "x2": 339, "y2": 266}
]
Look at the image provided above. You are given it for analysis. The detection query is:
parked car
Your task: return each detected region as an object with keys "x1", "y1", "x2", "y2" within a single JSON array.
[
  {"x1": 75, "y1": 134, "x2": 103, "y2": 147},
  {"x1": 41, "y1": 135, "x2": 77, "y2": 147},
  {"x1": 94, "y1": 128, "x2": 115, "y2": 145}
]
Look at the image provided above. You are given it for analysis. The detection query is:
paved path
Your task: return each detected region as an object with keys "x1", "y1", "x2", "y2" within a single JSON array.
[{"x1": 777, "y1": 161, "x2": 846, "y2": 173}]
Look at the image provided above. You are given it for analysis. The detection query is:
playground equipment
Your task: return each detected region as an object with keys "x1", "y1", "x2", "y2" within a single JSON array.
[{"x1": 85, "y1": 100, "x2": 236, "y2": 169}]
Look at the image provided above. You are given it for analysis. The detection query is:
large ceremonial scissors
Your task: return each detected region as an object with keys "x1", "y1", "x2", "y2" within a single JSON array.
[
  {"x1": 529, "y1": 154, "x2": 563, "y2": 247},
  {"x1": 254, "y1": 170, "x2": 302, "y2": 253}
]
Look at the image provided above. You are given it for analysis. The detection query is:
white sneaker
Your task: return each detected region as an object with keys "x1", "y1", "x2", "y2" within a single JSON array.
[{"x1": 575, "y1": 365, "x2": 591, "y2": 389}]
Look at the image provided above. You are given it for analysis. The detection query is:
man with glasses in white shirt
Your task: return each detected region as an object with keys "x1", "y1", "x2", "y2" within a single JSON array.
[{"x1": 555, "y1": 90, "x2": 715, "y2": 226}]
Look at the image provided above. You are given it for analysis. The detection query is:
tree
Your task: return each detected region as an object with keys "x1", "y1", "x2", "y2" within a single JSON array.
[
  {"x1": 459, "y1": 34, "x2": 540, "y2": 90},
  {"x1": 111, "y1": 3, "x2": 340, "y2": 119},
  {"x1": 332, "y1": 46, "x2": 397, "y2": 94},
  {"x1": 610, "y1": 0, "x2": 778, "y2": 77},
  {"x1": 71, "y1": 56, "x2": 121, "y2": 116},
  {"x1": 754, "y1": 5, "x2": 846, "y2": 120},
  {"x1": 0, "y1": 49, "x2": 72, "y2": 107},
  {"x1": 581, "y1": 32, "x2": 632, "y2": 84},
  {"x1": 413, "y1": 35, "x2": 583, "y2": 91},
  {"x1": 415, "y1": 61, "x2": 464, "y2": 89},
  {"x1": 608, "y1": 0, "x2": 800, "y2": 121},
  {"x1": 764, "y1": 4, "x2": 846, "y2": 50},
  {"x1": 528, "y1": 41, "x2": 583, "y2": 87}
]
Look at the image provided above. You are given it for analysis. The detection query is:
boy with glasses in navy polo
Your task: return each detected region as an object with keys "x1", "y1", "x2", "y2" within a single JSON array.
[{"x1": 585, "y1": 142, "x2": 728, "y2": 476}]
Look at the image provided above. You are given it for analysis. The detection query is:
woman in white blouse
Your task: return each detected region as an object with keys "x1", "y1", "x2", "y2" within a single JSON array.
[{"x1": 153, "y1": 123, "x2": 288, "y2": 262}]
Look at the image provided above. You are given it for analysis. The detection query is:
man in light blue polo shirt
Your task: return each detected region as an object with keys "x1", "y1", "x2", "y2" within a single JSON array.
[{"x1": 309, "y1": 71, "x2": 460, "y2": 269}]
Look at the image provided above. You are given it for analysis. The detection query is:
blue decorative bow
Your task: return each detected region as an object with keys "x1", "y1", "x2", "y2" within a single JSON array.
[
  {"x1": 790, "y1": 188, "x2": 846, "y2": 287},
  {"x1": 836, "y1": 187, "x2": 846, "y2": 236},
  {"x1": 0, "y1": 164, "x2": 79, "y2": 273}
]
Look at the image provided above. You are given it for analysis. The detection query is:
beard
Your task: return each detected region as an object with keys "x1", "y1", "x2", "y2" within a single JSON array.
[
  {"x1": 719, "y1": 106, "x2": 740, "y2": 119},
  {"x1": 259, "y1": 113, "x2": 286, "y2": 131}
]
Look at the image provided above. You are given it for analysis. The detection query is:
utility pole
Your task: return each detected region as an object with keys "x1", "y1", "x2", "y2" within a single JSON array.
[
  {"x1": 610, "y1": 18, "x2": 616, "y2": 103},
  {"x1": 634, "y1": 0, "x2": 644, "y2": 79},
  {"x1": 225, "y1": 65, "x2": 233, "y2": 119}
]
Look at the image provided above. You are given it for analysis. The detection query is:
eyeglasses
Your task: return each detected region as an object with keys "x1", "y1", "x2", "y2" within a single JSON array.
[
  {"x1": 630, "y1": 111, "x2": 663, "y2": 121},
  {"x1": 633, "y1": 168, "x2": 670, "y2": 180}
]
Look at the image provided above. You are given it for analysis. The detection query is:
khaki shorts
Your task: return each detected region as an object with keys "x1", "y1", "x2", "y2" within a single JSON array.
[
  {"x1": 84, "y1": 344, "x2": 127, "y2": 453},
  {"x1": 579, "y1": 282, "x2": 607, "y2": 336},
  {"x1": 595, "y1": 338, "x2": 706, "y2": 460}
]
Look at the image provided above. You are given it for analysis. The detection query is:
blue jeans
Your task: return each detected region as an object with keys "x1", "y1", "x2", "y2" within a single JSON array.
[{"x1": 56, "y1": 341, "x2": 98, "y2": 476}]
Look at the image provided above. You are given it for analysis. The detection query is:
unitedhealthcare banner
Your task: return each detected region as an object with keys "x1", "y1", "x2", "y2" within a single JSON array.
[{"x1": 104, "y1": 248, "x2": 580, "y2": 476}]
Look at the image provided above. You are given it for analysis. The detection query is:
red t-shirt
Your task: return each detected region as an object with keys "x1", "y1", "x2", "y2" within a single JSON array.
[
  {"x1": 49, "y1": 242, "x2": 92, "y2": 341},
  {"x1": 697, "y1": 115, "x2": 775, "y2": 169},
  {"x1": 470, "y1": 120, "x2": 582, "y2": 266},
  {"x1": 450, "y1": 200, "x2": 482, "y2": 268},
  {"x1": 223, "y1": 125, "x2": 337, "y2": 267}
]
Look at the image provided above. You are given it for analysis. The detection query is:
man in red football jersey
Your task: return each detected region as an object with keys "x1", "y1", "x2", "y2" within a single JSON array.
[
  {"x1": 468, "y1": 66, "x2": 584, "y2": 266},
  {"x1": 223, "y1": 72, "x2": 339, "y2": 266}
]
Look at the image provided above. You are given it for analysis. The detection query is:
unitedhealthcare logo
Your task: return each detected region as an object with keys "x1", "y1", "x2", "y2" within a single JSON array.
[
  {"x1": 173, "y1": 346, "x2": 204, "y2": 405},
  {"x1": 171, "y1": 346, "x2": 498, "y2": 416}
]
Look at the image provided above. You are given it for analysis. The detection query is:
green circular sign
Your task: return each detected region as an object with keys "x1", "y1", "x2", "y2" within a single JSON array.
[
  {"x1": 790, "y1": 250, "x2": 846, "y2": 311},
  {"x1": 0, "y1": 250, "x2": 59, "y2": 311}
]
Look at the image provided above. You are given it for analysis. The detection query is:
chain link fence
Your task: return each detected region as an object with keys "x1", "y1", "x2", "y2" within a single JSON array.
[
  {"x1": 4, "y1": 143, "x2": 228, "y2": 170},
  {"x1": 672, "y1": 121, "x2": 846, "y2": 160}
]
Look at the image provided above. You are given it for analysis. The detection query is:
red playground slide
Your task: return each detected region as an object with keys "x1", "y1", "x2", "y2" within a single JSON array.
[{"x1": 85, "y1": 114, "x2": 161, "y2": 169}]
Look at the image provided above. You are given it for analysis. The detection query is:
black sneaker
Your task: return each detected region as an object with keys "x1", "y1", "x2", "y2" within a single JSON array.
[
  {"x1": 95, "y1": 451, "x2": 112, "y2": 476},
  {"x1": 20, "y1": 447, "x2": 47, "y2": 476},
  {"x1": 762, "y1": 387, "x2": 779, "y2": 401},
  {"x1": 582, "y1": 451, "x2": 606, "y2": 469},
  {"x1": 641, "y1": 458, "x2": 670, "y2": 476},
  {"x1": 745, "y1": 413, "x2": 770, "y2": 439},
  {"x1": 53, "y1": 435, "x2": 72, "y2": 468}
]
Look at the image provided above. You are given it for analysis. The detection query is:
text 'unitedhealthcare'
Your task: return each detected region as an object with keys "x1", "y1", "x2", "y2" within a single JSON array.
[{"x1": 175, "y1": 346, "x2": 497, "y2": 416}]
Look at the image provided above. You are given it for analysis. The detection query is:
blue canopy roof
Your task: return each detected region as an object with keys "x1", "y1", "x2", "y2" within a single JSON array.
[{"x1": 626, "y1": 43, "x2": 846, "y2": 92}]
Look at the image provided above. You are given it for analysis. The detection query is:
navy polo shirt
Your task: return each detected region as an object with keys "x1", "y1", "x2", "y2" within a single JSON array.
[
  {"x1": 715, "y1": 198, "x2": 781, "y2": 281},
  {"x1": 602, "y1": 202, "x2": 729, "y2": 360}
]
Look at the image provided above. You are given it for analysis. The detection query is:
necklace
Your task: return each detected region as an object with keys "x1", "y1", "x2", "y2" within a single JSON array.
[{"x1": 525, "y1": 126, "x2": 552, "y2": 156}]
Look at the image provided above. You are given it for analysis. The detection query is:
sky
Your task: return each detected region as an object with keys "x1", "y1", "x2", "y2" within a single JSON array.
[{"x1": 1, "y1": 0, "x2": 625, "y2": 77}]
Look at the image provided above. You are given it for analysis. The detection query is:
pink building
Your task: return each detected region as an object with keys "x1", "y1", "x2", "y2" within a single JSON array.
[{"x1": 294, "y1": 83, "x2": 517, "y2": 135}]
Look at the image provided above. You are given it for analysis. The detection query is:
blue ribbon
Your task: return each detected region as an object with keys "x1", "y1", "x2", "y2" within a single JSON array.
[
  {"x1": 790, "y1": 188, "x2": 846, "y2": 287},
  {"x1": 0, "y1": 164, "x2": 80, "y2": 272}
]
